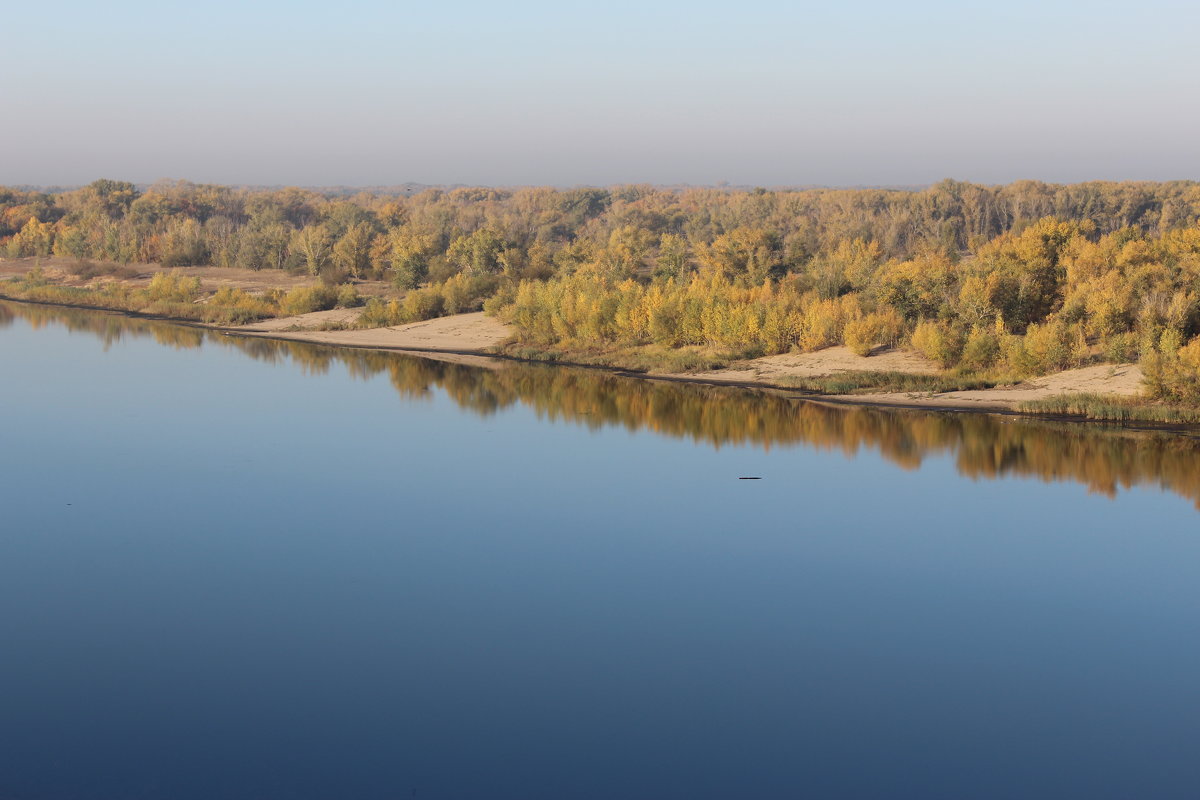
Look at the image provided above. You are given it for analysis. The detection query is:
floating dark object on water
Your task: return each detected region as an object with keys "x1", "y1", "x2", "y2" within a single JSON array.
[{"x1": 738, "y1": 476, "x2": 763, "y2": 480}]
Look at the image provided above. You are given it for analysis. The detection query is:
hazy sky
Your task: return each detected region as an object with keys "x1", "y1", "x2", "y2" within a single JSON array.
[{"x1": 5, "y1": 0, "x2": 1198, "y2": 187}]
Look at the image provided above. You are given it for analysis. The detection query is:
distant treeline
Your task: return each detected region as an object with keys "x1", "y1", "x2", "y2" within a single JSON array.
[
  {"x1": 5, "y1": 178, "x2": 1200, "y2": 401},
  {"x1": 4, "y1": 178, "x2": 1199, "y2": 277}
]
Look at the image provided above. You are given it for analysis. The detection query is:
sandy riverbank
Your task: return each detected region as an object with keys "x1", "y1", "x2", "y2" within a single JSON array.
[
  {"x1": 815, "y1": 363, "x2": 1145, "y2": 411},
  {"x1": 0, "y1": 286, "x2": 1156, "y2": 415},
  {"x1": 652, "y1": 348, "x2": 1146, "y2": 409},
  {"x1": 233, "y1": 309, "x2": 515, "y2": 353},
  {"x1": 660, "y1": 345, "x2": 939, "y2": 383}
]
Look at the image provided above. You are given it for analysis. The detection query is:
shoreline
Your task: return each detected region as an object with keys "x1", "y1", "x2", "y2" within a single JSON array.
[{"x1": 3, "y1": 294, "x2": 1194, "y2": 433}]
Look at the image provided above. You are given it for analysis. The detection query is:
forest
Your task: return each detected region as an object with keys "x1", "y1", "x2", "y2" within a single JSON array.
[{"x1": 4, "y1": 178, "x2": 1200, "y2": 404}]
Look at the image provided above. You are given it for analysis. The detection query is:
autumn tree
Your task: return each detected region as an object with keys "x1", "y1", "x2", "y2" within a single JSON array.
[
  {"x1": 291, "y1": 225, "x2": 333, "y2": 275},
  {"x1": 388, "y1": 227, "x2": 437, "y2": 289},
  {"x1": 331, "y1": 222, "x2": 375, "y2": 278}
]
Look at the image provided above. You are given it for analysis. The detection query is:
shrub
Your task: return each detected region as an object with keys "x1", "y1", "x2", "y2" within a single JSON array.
[
  {"x1": 959, "y1": 327, "x2": 1000, "y2": 370},
  {"x1": 202, "y1": 286, "x2": 278, "y2": 325},
  {"x1": 147, "y1": 271, "x2": 201, "y2": 303},
  {"x1": 336, "y1": 284, "x2": 362, "y2": 308},
  {"x1": 843, "y1": 310, "x2": 903, "y2": 356},
  {"x1": 1102, "y1": 331, "x2": 1138, "y2": 363},
  {"x1": 910, "y1": 320, "x2": 963, "y2": 368},
  {"x1": 359, "y1": 297, "x2": 396, "y2": 328},
  {"x1": 401, "y1": 286, "x2": 445, "y2": 321},
  {"x1": 1003, "y1": 320, "x2": 1080, "y2": 375},
  {"x1": 1146, "y1": 334, "x2": 1200, "y2": 405},
  {"x1": 281, "y1": 285, "x2": 339, "y2": 315}
]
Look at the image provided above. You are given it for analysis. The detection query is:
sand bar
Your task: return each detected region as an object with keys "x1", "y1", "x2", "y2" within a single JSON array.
[{"x1": 234, "y1": 310, "x2": 514, "y2": 353}]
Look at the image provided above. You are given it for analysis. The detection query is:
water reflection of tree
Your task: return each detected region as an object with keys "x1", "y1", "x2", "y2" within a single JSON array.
[{"x1": 8, "y1": 300, "x2": 1200, "y2": 508}]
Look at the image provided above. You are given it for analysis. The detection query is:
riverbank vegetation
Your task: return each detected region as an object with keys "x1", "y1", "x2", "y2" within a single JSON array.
[
  {"x1": 779, "y1": 370, "x2": 1007, "y2": 396},
  {"x1": 4, "y1": 178, "x2": 1200, "y2": 407},
  {"x1": 0, "y1": 267, "x2": 361, "y2": 325},
  {"x1": 1018, "y1": 394, "x2": 1200, "y2": 424}
]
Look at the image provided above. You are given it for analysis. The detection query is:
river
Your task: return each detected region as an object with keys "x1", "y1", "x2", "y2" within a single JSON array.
[{"x1": 2, "y1": 300, "x2": 1198, "y2": 799}]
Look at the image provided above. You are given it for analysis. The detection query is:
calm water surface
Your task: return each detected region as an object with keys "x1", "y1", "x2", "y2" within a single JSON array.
[{"x1": 2, "y1": 300, "x2": 1199, "y2": 799}]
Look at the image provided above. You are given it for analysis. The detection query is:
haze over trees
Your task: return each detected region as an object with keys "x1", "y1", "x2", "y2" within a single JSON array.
[{"x1": 5, "y1": 178, "x2": 1200, "y2": 402}]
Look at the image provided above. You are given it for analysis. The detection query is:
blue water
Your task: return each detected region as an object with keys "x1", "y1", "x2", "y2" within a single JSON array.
[{"x1": 2, "y1": 301, "x2": 1199, "y2": 799}]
